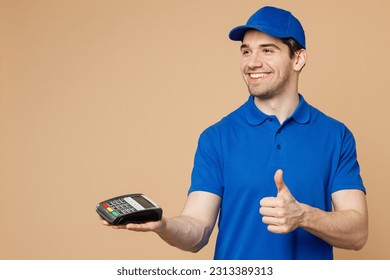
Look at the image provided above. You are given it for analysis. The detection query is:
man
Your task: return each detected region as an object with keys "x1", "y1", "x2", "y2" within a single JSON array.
[{"x1": 102, "y1": 6, "x2": 368, "y2": 260}]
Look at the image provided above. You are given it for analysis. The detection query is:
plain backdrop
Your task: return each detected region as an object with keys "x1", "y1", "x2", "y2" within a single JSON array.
[{"x1": 1, "y1": 0, "x2": 389, "y2": 259}]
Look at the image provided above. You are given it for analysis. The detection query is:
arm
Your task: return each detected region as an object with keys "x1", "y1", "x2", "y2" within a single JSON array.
[
  {"x1": 102, "y1": 191, "x2": 221, "y2": 253},
  {"x1": 260, "y1": 170, "x2": 368, "y2": 250},
  {"x1": 301, "y1": 189, "x2": 368, "y2": 250}
]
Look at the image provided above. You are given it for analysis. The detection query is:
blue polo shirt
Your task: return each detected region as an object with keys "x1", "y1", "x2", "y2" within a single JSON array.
[{"x1": 189, "y1": 94, "x2": 365, "y2": 260}]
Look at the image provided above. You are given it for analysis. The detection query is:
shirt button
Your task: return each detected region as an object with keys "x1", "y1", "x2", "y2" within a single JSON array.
[
  {"x1": 267, "y1": 117, "x2": 273, "y2": 122},
  {"x1": 276, "y1": 144, "x2": 281, "y2": 149}
]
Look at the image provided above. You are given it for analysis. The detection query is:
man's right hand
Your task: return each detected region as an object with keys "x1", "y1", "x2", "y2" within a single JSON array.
[{"x1": 101, "y1": 217, "x2": 167, "y2": 233}]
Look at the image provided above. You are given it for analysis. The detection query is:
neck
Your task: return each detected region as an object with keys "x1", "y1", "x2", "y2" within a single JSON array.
[{"x1": 254, "y1": 92, "x2": 300, "y2": 124}]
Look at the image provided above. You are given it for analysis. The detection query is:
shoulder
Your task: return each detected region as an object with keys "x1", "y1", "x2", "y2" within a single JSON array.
[
  {"x1": 200, "y1": 101, "x2": 247, "y2": 139},
  {"x1": 307, "y1": 103, "x2": 360, "y2": 155},
  {"x1": 309, "y1": 104, "x2": 352, "y2": 136}
]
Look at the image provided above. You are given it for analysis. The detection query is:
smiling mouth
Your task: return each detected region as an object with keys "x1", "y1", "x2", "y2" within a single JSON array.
[{"x1": 248, "y1": 72, "x2": 271, "y2": 79}]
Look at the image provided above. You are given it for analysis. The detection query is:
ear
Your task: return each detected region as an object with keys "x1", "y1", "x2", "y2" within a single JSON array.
[{"x1": 293, "y1": 49, "x2": 307, "y2": 72}]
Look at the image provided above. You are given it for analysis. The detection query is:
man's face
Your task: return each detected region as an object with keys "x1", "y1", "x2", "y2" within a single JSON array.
[{"x1": 240, "y1": 30, "x2": 296, "y2": 99}]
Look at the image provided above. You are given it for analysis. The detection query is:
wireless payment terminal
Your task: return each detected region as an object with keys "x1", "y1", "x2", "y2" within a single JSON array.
[{"x1": 96, "y1": 194, "x2": 162, "y2": 225}]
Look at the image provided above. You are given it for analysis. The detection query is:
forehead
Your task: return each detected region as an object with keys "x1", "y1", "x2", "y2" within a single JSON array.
[{"x1": 242, "y1": 29, "x2": 285, "y2": 47}]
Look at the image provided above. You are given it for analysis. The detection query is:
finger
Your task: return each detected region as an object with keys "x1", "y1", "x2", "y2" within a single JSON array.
[
  {"x1": 125, "y1": 220, "x2": 162, "y2": 232},
  {"x1": 260, "y1": 205, "x2": 286, "y2": 217},
  {"x1": 259, "y1": 197, "x2": 279, "y2": 207},
  {"x1": 262, "y1": 218, "x2": 290, "y2": 234},
  {"x1": 125, "y1": 223, "x2": 150, "y2": 231},
  {"x1": 261, "y1": 216, "x2": 279, "y2": 225},
  {"x1": 112, "y1": 225, "x2": 127, "y2": 229},
  {"x1": 274, "y1": 169, "x2": 287, "y2": 193},
  {"x1": 259, "y1": 206, "x2": 278, "y2": 217},
  {"x1": 266, "y1": 224, "x2": 287, "y2": 234},
  {"x1": 101, "y1": 220, "x2": 112, "y2": 226}
]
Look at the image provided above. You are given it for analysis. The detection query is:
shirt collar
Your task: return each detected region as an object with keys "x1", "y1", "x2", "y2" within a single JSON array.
[
  {"x1": 244, "y1": 94, "x2": 311, "y2": 125},
  {"x1": 244, "y1": 95, "x2": 268, "y2": 125},
  {"x1": 290, "y1": 94, "x2": 311, "y2": 124}
]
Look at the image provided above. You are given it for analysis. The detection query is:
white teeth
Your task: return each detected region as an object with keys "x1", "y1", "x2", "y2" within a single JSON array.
[{"x1": 250, "y1": 73, "x2": 268, "y2": 78}]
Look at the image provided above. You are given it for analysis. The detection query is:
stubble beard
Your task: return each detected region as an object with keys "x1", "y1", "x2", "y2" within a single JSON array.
[
  {"x1": 249, "y1": 85, "x2": 277, "y2": 100},
  {"x1": 248, "y1": 76, "x2": 289, "y2": 100}
]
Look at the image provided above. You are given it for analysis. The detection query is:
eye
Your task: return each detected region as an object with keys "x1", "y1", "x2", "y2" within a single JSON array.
[
  {"x1": 241, "y1": 49, "x2": 250, "y2": 56},
  {"x1": 262, "y1": 48, "x2": 274, "y2": 54}
]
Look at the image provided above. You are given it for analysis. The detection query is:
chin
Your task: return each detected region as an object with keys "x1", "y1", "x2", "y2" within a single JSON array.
[{"x1": 249, "y1": 91, "x2": 276, "y2": 100}]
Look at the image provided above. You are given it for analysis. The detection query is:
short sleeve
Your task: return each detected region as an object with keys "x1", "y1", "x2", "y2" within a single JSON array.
[
  {"x1": 331, "y1": 126, "x2": 366, "y2": 194},
  {"x1": 188, "y1": 130, "x2": 224, "y2": 197}
]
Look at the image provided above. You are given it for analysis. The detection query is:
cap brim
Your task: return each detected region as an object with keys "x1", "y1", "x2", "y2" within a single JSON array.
[{"x1": 229, "y1": 24, "x2": 288, "y2": 41}]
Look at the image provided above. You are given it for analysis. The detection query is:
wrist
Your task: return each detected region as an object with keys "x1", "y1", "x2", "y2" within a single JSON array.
[
  {"x1": 298, "y1": 203, "x2": 311, "y2": 228},
  {"x1": 153, "y1": 217, "x2": 168, "y2": 234}
]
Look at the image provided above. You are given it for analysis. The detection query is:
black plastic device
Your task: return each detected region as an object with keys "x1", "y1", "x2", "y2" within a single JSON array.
[{"x1": 96, "y1": 193, "x2": 162, "y2": 225}]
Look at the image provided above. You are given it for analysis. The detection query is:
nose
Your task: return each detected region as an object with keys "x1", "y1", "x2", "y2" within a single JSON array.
[{"x1": 247, "y1": 51, "x2": 263, "y2": 69}]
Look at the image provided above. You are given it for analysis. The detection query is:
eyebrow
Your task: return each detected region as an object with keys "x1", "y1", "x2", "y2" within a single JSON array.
[{"x1": 240, "y1": 43, "x2": 281, "y2": 51}]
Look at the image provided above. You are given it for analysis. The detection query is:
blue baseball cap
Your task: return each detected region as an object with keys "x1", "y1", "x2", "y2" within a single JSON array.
[{"x1": 229, "y1": 6, "x2": 306, "y2": 49}]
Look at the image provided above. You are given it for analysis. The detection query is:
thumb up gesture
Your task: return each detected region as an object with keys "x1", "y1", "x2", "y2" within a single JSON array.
[{"x1": 259, "y1": 169, "x2": 304, "y2": 234}]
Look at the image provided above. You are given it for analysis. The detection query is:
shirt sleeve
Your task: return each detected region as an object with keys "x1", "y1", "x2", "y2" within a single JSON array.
[
  {"x1": 331, "y1": 126, "x2": 366, "y2": 194},
  {"x1": 188, "y1": 129, "x2": 224, "y2": 197}
]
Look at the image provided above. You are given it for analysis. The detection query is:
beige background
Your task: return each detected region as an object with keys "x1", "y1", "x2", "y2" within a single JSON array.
[{"x1": 1, "y1": 0, "x2": 389, "y2": 260}]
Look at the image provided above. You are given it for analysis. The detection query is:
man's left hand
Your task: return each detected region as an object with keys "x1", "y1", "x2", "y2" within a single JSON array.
[{"x1": 259, "y1": 169, "x2": 304, "y2": 234}]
